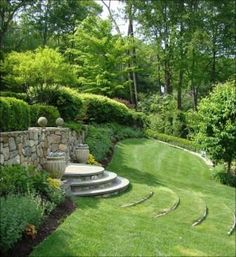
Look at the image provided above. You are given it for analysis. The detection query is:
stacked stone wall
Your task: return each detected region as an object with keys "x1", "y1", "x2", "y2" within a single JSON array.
[{"x1": 0, "y1": 127, "x2": 84, "y2": 169}]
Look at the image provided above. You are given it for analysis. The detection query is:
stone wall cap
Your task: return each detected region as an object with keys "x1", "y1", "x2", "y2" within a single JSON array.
[
  {"x1": 29, "y1": 127, "x2": 69, "y2": 131},
  {"x1": 0, "y1": 130, "x2": 28, "y2": 136}
]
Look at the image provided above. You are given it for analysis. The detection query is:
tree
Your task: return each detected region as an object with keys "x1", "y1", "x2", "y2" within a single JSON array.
[
  {"x1": 3, "y1": 47, "x2": 77, "y2": 99},
  {"x1": 2, "y1": 0, "x2": 102, "y2": 51},
  {"x1": 195, "y1": 81, "x2": 236, "y2": 172},
  {"x1": 67, "y1": 16, "x2": 131, "y2": 98},
  {"x1": 0, "y1": 0, "x2": 34, "y2": 55}
]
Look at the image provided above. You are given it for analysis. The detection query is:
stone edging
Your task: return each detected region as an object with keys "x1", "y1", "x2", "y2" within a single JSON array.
[
  {"x1": 154, "y1": 139, "x2": 213, "y2": 168},
  {"x1": 228, "y1": 213, "x2": 236, "y2": 236},
  {"x1": 192, "y1": 204, "x2": 208, "y2": 226},
  {"x1": 121, "y1": 191, "x2": 154, "y2": 208},
  {"x1": 155, "y1": 195, "x2": 180, "y2": 218}
]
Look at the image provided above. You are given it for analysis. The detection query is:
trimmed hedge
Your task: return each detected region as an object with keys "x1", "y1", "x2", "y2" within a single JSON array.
[
  {"x1": 36, "y1": 87, "x2": 84, "y2": 121},
  {"x1": 0, "y1": 97, "x2": 30, "y2": 132},
  {"x1": 0, "y1": 91, "x2": 28, "y2": 102},
  {"x1": 145, "y1": 129, "x2": 199, "y2": 152},
  {"x1": 80, "y1": 93, "x2": 145, "y2": 127},
  {"x1": 35, "y1": 87, "x2": 146, "y2": 127},
  {"x1": 30, "y1": 104, "x2": 60, "y2": 127}
]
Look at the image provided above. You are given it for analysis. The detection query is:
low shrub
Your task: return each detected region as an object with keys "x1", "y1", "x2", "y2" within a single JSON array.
[
  {"x1": 0, "y1": 97, "x2": 30, "y2": 132},
  {"x1": 85, "y1": 125, "x2": 113, "y2": 162},
  {"x1": 0, "y1": 165, "x2": 65, "y2": 205},
  {"x1": 0, "y1": 194, "x2": 45, "y2": 252},
  {"x1": 64, "y1": 121, "x2": 83, "y2": 134},
  {"x1": 87, "y1": 154, "x2": 100, "y2": 165},
  {"x1": 100, "y1": 123, "x2": 145, "y2": 141},
  {"x1": 30, "y1": 104, "x2": 60, "y2": 126},
  {"x1": 85, "y1": 123, "x2": 145, "y2": 162},
  {"x1": 212, "y1": 165, "x2": 236, "y2": 187},
  {"x1": 145, "y1": 129, "x2": 199, "y2": 152}
]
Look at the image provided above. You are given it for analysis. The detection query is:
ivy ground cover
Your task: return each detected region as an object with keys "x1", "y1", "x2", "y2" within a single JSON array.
[{"x1": 30, "y1": 139, "x2": 235, "y2": 256}]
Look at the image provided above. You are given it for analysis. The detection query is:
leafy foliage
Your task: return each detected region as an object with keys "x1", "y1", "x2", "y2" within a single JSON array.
[
  {"x1": 213, "y1": 165, "x2": 236, "y2": 188},
  {"x1": 67, "y1": 16, "x2": 132, "y2": 98},
  {"x1": 3, "y1": 47, "x2": 77, "y2": 94},
  {"x1": 36, "y1": 87, "x2": 85, "y2": 121},
  {"x1": 64, "y1": 121, "x2": 83, "y2": 134},
  {"x1": 0, "y1": 97, "x2": 30, "y2": 132},
  {"x1": 85, "y1": 123, "x2": 144, "y2": 162},
  {"x1": 85, "y1": 125, "x2": 113, "y2": 162},
  {"x1": 195, "y1": 81, "x2": 236, "y2": 171},
  {"x1": 35, "y1": 87, "x2": 145, "y2": 127},
  {"x1": 0, "y1": 91, "x2": 28, "y2": 101},
  {"x1": 140, "y1": 94, "x2": 188, "y2": 137},
  {"x1": 0, "y1": 165, "x2": 65, "y2": 205},
  {"x1": 80, "y1": 93, "x2": 145, "y2": 127},
  {"x1": 0, "y1": 194, "x2": 45, "y2": 252}
]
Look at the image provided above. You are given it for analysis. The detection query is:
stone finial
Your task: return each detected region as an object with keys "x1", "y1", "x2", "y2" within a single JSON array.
[
  {"x1": 56, "y1": 117, "x2": 64, "y2": 127},
  {"x1": 37, "y1": 117, "x2": 48, "y2": 127}
]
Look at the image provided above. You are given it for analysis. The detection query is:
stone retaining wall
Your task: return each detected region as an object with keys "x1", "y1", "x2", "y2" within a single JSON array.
[{"x1": 0, "y1": 127, "x2": 85, "y2": 169}]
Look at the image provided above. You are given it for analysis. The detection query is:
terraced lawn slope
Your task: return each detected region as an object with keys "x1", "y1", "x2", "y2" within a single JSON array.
[{"x1": 30, "y1": 139, "x2": 236, "y2": 257}]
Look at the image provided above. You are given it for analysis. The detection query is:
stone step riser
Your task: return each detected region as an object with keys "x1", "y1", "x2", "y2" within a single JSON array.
[
  {"x1": 66, "y1": 171, "x2": 117, "y2": 187},
  {"x1": 71, "y1": 177, "x2": 129, "y2": 197},
  {"x1": 71, "y1": 181, "x2": 114, "y2": 192},
  {"x1": 63, "y1": 173, "x2": 104, "y2": 183},
  {"x1": 63, "y1": 163, "x2": 129, "y2": 197}
]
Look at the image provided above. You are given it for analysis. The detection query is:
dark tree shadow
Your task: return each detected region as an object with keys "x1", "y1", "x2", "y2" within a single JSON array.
[{"x1": 117, "y1": 165, "x2": 164, "y2": 187}]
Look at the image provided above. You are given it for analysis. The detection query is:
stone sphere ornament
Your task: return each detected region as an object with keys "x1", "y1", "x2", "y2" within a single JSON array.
[
  {"x1": 56, "y1": 117, "x2": 64, "y2": 127},
  {"x1": 37, "y1": 117, "x2": 48, "y2": 127}
]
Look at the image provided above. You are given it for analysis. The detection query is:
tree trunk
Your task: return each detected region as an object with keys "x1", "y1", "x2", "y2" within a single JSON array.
[
  {"x1": 101, "y1": 0, "x2": 122, "y2": 36},
  {"x1": 191, "y1": 49, "x2": 198, "y2": 110},
  {"x1": 127, "y1": 3, "x2": 138, "y2": 109},
  {"x1": 227, "y1": 160, "x2": 231, "y2": 173},
  {"x1": 211, "y1": 48, "x2": 216, "y2": 85},
  {"x1": 163, "y1": 2, "x2": 172, "y2": 95},
  {"x1": 177, "y1": 70, "x2": 183, "y2": 110}
]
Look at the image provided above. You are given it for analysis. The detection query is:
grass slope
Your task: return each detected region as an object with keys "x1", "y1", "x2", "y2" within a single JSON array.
[{"x1": 30, "y1": 139, "x2": 235, "y2": 257}]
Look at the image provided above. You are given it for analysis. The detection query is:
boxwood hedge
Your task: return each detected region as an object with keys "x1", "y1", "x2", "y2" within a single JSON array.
[
  {"x1": 0, "y1": 97, "x2": 30, "y2": 132},
  {"x1": 30, "y1": 104, "x2": 60, "y2": 127},
  {"x1": 35, "y1": 87, "x2": 145, "y2": 127},
  {"x1": 35, "y1": 87, "x2": 84, "y2": 121}
]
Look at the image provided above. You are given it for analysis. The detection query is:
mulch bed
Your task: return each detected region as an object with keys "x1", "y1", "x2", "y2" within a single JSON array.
[{"x1": 1, "y1": 197, "x2": 76, "y2": 257}]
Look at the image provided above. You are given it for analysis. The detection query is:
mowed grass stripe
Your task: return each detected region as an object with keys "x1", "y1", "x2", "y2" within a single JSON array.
[{"x1": 30, "y1": 139, "x2": 235, "y2": 257}]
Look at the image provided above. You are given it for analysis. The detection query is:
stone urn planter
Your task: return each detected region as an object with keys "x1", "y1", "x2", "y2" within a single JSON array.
[
  {"x1": 44, "y1": 152, "x2": 66, "y2": 179},
  {"x1": 75, "y1": 144, "x2": 90, "y2": 163}
]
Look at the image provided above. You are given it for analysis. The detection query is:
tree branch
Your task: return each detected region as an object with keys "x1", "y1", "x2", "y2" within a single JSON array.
[{"x1": 101, "y1": 0, "x2": 122, "y2": 36}]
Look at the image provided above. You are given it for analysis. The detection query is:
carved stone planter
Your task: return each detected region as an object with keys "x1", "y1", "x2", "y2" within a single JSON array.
[
  {"x1": 75, "y1": 144, "x2": 89, "y2": 163},
  {"x1": 44, "y1": 155, "x2": 66, "y2": 179}
]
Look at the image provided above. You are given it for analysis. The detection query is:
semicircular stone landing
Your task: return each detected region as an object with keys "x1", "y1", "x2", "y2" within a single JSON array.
[{"x1": 62, "y1": 163, "x2": 129, "y2": 197}]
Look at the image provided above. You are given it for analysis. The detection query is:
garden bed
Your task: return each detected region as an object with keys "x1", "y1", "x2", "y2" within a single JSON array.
[{"x1": 1, "y1": 197, "x2": 75, "y2": 257}]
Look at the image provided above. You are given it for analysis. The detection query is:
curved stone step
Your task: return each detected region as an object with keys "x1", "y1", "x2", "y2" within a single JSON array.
[
  {"x1": 71, "y1": 177, "x2": 129, "y2": 196},
  {"x1": 64, "y1": 163, "x2": 104, "y2": 177},
  {"x1": 70, "y1": 171, "x2": 117, "y2": 188}
]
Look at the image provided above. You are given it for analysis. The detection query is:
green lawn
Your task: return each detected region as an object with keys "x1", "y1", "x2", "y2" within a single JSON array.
[{"x1": 30, "y1": 139, "x2": 236, "y2": 257}]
